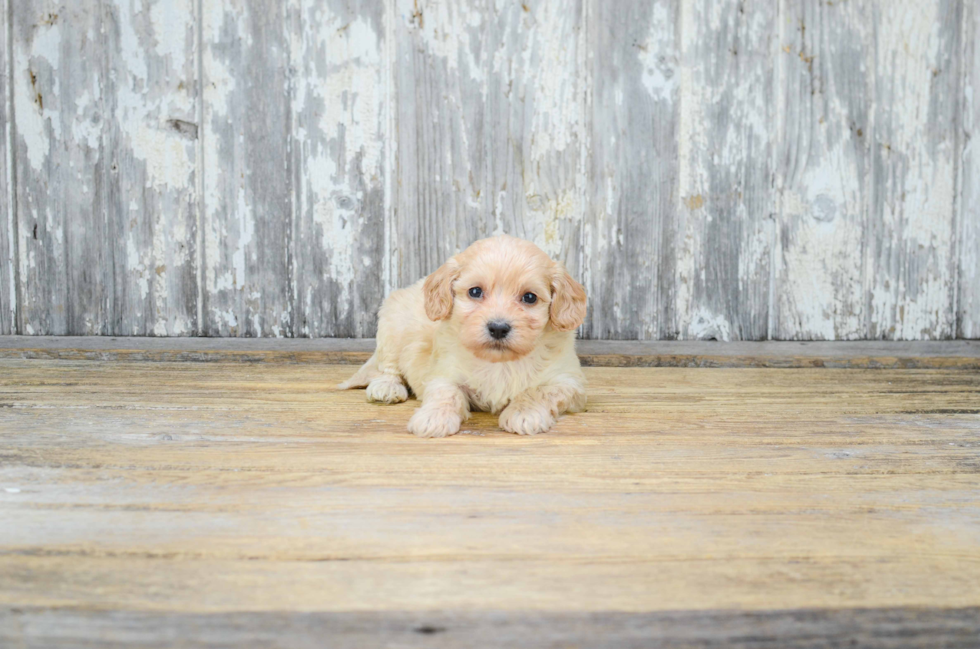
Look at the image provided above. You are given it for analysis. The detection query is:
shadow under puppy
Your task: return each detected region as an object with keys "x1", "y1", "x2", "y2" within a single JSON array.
[{"x1": 340, "y1": 235, "x2": 587, "y2": 437}]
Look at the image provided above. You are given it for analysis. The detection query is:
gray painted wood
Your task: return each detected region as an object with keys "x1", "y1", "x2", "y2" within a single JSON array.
[
  {"x1": 391, "y1": 0, "x2": 585, "y2": 287},
  {"x1": 12, "y1": 1, "x2": 107, "y2": 335},
  {"x1": 0, "y1": 0, "x2": 12, "y2": 334},
  {"x1": 104, "y1": 0, "x2": 200, "y2": 336},
  {"x1": 201, "y1": 0, "x2": 293, "y2": 336},
  {"x1": 960, "y1": 0, "x2": 979, "y2": 339},
  {"x1": 673, "y1": 0, "x2": 775, "y2": 341},
  {"x1": 774, "y1": 0, "x2": 962, "y2": 341},
  {"x1": 865, "y1": 0, "x2": 961, "y2": 340},
  {"x1": 287, "y1": 0, "x2": 386, "y2": 337},
  {"x1": 484, "y1": 0, "x2": 586, "y2": 280},
  {"x1": 773, "y1": 0, "x2": 873, "y2": 340},
  {"x1": 1, "y1": 0, "x2": 977, "y2": 340},
  {"x1": 584, "y1": 0, "x2": 679, "y2": 340},
  {"x1": 392, "y1": 0, "x2": 493, "y2": 285}
]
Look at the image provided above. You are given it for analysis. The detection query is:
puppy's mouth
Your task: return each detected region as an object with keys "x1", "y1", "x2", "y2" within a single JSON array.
[{"x1": 470, "y1": 337, "x2": 528, "y2": 363}]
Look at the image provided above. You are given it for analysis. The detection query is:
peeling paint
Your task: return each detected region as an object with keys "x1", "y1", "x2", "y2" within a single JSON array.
[
  {"x1": 16, "y1": 22, "x2": 61, "y2": 172},
  {"x1": 638, "y1": 3, "x2": 677, "y2": 101},
  {"x1": 5, "y1": 0, "x2": 974, "y2": 340},
  {"x1": 288, "y1": 0, "x2": 386, "y2": 337},
  {"x1": 107, "y1": 0, "x2": 199, "y2": 336},
  {"x1": 411, "y1": 0, "x2": 483, "y2": 80}
]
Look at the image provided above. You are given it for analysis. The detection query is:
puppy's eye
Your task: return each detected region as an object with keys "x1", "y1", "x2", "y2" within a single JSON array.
[
  {"x1": 522, "y1": 292, "x2": 537, "y2": 305},
  {"x1": 468, "y1": 287, "x2": 483, "y2": 299}
]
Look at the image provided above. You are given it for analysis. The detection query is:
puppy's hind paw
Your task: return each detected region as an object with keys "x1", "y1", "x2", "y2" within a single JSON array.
[
  {"x1": 407, "y1": 407, "x2": 462, "y2": 438},
  {"x1": 499, "y1": 404, "x2": 555, "y2": 436},
  {"x1": 366, "y1": 376, "x2": 409, "y2": 404}
]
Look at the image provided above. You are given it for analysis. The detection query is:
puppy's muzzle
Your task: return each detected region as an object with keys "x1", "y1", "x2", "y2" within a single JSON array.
[{"x1": 487, "y1": 320, "x2": 512, "y2": 340}]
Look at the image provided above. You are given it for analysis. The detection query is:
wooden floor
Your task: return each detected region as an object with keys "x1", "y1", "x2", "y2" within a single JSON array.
[{"x1": 1, "y1": 351, "x2": 979, "y2": 647}]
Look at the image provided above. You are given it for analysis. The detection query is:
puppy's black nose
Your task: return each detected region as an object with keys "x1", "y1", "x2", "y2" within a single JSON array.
[{"x1": 487, "y1": 321, "x2": 512, "y2": 340}]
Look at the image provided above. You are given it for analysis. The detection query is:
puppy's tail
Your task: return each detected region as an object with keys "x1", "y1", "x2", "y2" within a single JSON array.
[{"x1": 337, "y1": 352, "x2": 382, "y2": 390}]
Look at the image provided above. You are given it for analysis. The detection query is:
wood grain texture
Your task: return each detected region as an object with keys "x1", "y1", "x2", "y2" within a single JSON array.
[
  {"x1": 103, "y1": 0, "x2": 200, "y2": 336},
  {"x1": 866, "y1": 0, "x2": 961, "y2": 340},
  {"x1": 287, "y1": 0, "x2": 386, "y2": 338},
  {"x1": 391, "y1": 0, "x2": 490, "y2": 286},
  {"x1": 201, "y1": 0, "x2": 292, "y2": 336},
  {"x1": 0, "y1": 0, "x2": 12, "y2": 335},
  {"x1": 959, "y1": 1, "x2": 979, "y2": 339},
  {"x1": 674, "y1": 0, "x2": 775, "y2": 341},
  {"x1": 484, "y1": 0, "x2": 586, "y2": 279},
  {"x1": 1, "y1": 0, "x2": 978, "y2": 340},
  {"x1": 773, "y1": 0, "x2": 872, "y2": 341},
  {"x1": 0, "y1": 360, "x2": 979, "y2": 645},
  {"x1": 4, "y1": 607, "x2": 980, "y2": 649},
  {"x1": 4, "y1": 335, "x2": 980, "y2": 368},
  {"x1": 392, "y1": 0, "x2": 585, "y2": 287},
  {"x1": 12, "y1": 1, "x2": 107, "y2": 335},
  {"x1": 773, "y1": 0, "x2": 963, "y2": 341},
  {"x1": 584, "y1": 0, "x2": 678, "y2": 340}
]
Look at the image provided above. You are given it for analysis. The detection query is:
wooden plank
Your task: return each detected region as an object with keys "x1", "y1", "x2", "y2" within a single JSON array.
[
  {"x1": 3, "y1": 606, "x2": 979, "y2": 649},
  {"x1": 574, "y1": 339, "x2": 980, "y2": 370},
  {"x1": 2, "y1": 554, "x2": 980, "y2": 615},
  {"x1": 0, "y1": 360, "x2": 979, "y2": 647},
  {"x1": 673, "y1": 0, "x2": 776, "y2": 341},
  {"x1": 0, "y1": 336, "x2": 978, "y2": 369},
  {"x1": 391, "y1": 0, "x2": 586, "y2": 288},
  {"x1": 0, "y1": 335, "x2": 377, "y2": 364},
  {"x1": 584, "y1": 0, "x2": 679, "y2": 340},
  {"x1": 0, "y1": 0, "x2": 974, "y2": 343},
  {"x1": 286, "y1": 0, "x2": 386, "y2": 337},
  {"x1": 391, "y1": 0, "x2": 491, "y2": 286},
  {"x1": 959, "y1": 1, "x2": 979, "y2": 339},
  {"x1": 201, "y1": 0, "x2": 292, "y2": 336},
  {"x1": 771, "y1": 0, "x2": 871, "y2": 340},
  {"x1": 484, "y1": 0, "x2": 586, "y2": 280},
  {"x1": 0, "y1": 0, "x2": 974, "y2": 344},
  {"x1": 103, "y1": 0, "x2": 200, "y2": 336},
  {"x1": 0, "y1": 0, "x2": 13, "y2": 334},
  {"x1": 866, "y1": 0, "x2": 960, "y2": 339},
  {"x1": 11, "y1": 1, "x2": 107, "y2": 335}
]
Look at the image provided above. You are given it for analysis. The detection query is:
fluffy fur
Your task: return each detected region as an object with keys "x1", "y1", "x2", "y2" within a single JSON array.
[{"x1": 339, "y1": 235, "x2": 588, "y2": 437}]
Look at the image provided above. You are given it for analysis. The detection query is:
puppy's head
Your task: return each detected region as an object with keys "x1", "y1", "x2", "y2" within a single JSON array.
[{"x1": 424, "y1": 236, "x2": 587, "y2": 362}]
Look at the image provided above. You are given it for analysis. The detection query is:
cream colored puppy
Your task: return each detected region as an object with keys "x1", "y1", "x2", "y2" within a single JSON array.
[{"x1": 340, "y1": 235, "x2": 587, "y2": 437}]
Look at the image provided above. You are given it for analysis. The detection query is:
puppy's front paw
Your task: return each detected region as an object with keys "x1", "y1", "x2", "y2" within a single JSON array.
[
  {"x1": 499, "y1": 403, "x2": 555, "y2": 436},
  {"x1": 367, "y1": 376, "x2": 409, "y2": 404},
  {"x1": 407, "y1": 407, "x2": 462, "y2": 438}
]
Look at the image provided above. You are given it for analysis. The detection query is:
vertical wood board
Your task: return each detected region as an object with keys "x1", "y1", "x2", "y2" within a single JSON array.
[
  {"x1": 392, "y1": 0, "x2": 492, "y2": 286},
  {"x1": 0, "y1": 0, "x2": 975, "y2": 340},
  {"x1": 865, "y1": 0, "x2": 960, "y2": 340},
  {"x1": 391, "y1": 0, "x2": 585, "y2": 288},
  {"x1": 958, "y1": 0, "x2": 979, "y2": 338},
  {"x1": 103, "y1": 0, "x2": 200, "y2": 336},
  {"x1": 201, "y1": 0, "x2": 292, "y2": 336},
  {"x1": 287, "y1": 0, "x2": 386, "y2": 337},
  {"x1": 484, "y1": 0, "x2": 587, "y2": 279},
  {"x1": 585, "y1": 0, "x2": 679, "y2": 340},
  {"x1": 0, "y1": 0, "x2": 13, "y2": 334},
  {"x1": 772, "y1": 0, "x2": 873, "y2": 340},
  {"x1": 673, "y1": 0, "x2": 776, "y2": 341},
  {"x1": 12, "y1": 0, "x2": 107, "y2": 335}
]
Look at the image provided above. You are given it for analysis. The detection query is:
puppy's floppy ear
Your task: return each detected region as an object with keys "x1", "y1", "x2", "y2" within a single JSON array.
[
  {"x1": 550, "y1": 263, "x2": 587, "y2": 332},
  {"x1": 424, "y1": 256, "x2": 461, "y2": 321}
]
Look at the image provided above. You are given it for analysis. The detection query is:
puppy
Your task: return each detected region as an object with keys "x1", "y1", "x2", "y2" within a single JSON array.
[{"x1": 339, "y1": 235, "x2": 587, "y2": 437}]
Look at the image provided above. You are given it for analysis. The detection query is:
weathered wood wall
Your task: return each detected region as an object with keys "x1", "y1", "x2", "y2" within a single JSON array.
[{"x1": 0, "y1": 0, "x2": 976, "y2": 339}]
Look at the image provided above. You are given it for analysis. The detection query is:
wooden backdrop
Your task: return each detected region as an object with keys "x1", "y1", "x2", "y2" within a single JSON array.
[{"x1": 0, "y1": 0, "x2": 977, "y2": 340}]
